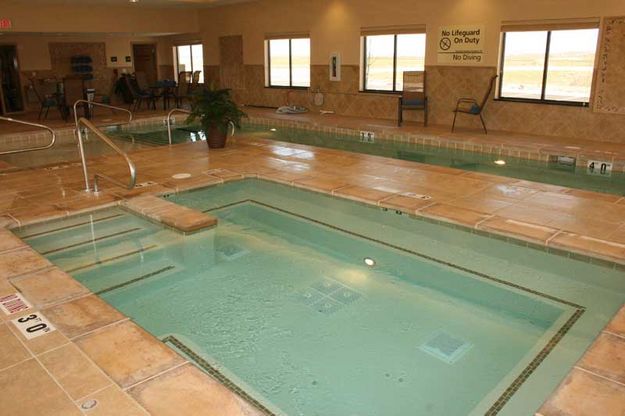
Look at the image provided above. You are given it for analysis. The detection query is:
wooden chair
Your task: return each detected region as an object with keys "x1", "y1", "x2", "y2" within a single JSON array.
[
  {"x1": 398, "y1": 71, "x2": 428, "y2": 127},
  {"x1": 175, "y1": 71, "x2": 193, "y2": 107},
  {"x1": 451, "y1": 75, "x2": 498, "y2": 134}
]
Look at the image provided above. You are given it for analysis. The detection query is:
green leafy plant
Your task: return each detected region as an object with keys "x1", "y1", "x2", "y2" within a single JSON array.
[{"x1": 186, "y1": 86, "x2": 247, "y2": 135}]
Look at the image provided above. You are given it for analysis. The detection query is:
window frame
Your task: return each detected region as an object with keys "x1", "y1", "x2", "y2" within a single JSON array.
[
  {"x1": 361, "y1": 32, "x2": 425, "y2": 94},
  {"x1": 266, "y1": 37, "x2": 311, "y2": 89},
  {"x1": 173, "y1": 43, "x2": 204, "y2": 83},
  {"x1": 496, "y1": 28, "x2": 598, "y2": 107}
]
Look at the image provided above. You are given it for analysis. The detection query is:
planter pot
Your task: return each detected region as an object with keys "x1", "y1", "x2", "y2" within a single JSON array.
[{"x1": 205, "y1": 125, "x2": 228, "y2": 149}]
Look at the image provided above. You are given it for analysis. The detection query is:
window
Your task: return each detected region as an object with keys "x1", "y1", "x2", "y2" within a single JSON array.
[
  {"x1": 266, "y1": 37, "x2": 310, "y2": 88},
  {"x1": 498, "y1": 27, "x2": 599, "y2": 104},
  {"x1": 173, "y1": 44, "x2": 204, "y2": 83},
  {"x1": 362, "y1": 33, "x2": 426, "y2": 92}
]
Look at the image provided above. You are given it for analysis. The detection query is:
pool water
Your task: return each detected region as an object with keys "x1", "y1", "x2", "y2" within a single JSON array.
[
  {"x1": 16, "y1": 180, "x2": 625, "y2": 416},
  {"x1": 108, "y1": 123, "x2": 625, "y2": 196}
]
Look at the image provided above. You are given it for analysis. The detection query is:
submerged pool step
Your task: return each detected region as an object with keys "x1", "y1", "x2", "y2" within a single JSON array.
[{"x1": 40, "y1": 227, "x2": 143, "y2": 255}]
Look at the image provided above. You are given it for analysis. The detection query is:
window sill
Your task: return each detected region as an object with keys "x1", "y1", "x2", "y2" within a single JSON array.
[
  {"x1": 495, "y1": 97, "x2": 590, "y2": 108},
  {"x1": 264, "y1": 85, "x2": 310, "y2": 90},
  {"x1": 359, "y1": 90, "x2": 402, "y2": 98}
]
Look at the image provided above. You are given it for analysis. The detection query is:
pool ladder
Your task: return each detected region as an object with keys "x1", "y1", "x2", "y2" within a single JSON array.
[
  {"x1": 0, "y1": 116, "x2": 57, "y2": 155},
  {"x1": 73, "y1": 100, "x2": 136, "y2": 193}
]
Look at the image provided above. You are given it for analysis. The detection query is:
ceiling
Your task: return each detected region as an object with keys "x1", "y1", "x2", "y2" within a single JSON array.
[{"x1": 1, "y1": 0, "x2": 255, "y2": 8}]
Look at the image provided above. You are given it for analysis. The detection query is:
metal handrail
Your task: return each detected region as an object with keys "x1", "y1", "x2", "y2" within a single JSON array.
[
  {"x1": 0, "y1": 116, "x2": 56, "y2": 155},
  {"x1": 166, "y1": 107, "x2": 236, "y2": 146},
  {"x1": 75, "y1": 117, "x2": 136, "y2": 193},
  {"x1": 166, "y1": 108, "x2": 191, "y2": 145},
  {"x1": 72, "y1": 100, "x2": 133, "y2": 127}
]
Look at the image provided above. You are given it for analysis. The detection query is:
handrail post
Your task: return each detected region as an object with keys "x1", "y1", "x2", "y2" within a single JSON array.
[
  {"x1": 166, "y1": 108, "x2": 191, "y2": 146},
  {"x1": 74, "y1": 117, "x2": 136, "y2": 193},
  {"x1": 72, "y1": 100, "x2": 134, "y2": 192}
]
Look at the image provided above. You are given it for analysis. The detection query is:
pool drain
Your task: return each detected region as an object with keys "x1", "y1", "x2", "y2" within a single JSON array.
[{"x1": 80, "y1": 399, "x2": 98, "y2": 410}]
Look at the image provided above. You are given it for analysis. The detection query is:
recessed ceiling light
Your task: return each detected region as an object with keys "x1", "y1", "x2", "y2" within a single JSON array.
[
  {"x1": 363, "y1": 257, "x2": 376, "y2": 267},
  {"x1": 494, "y1": 160, "x2": 506, "y2": 166}
]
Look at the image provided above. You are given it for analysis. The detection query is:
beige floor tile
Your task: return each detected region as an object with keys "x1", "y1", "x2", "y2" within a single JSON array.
[
  {"x1": 379, "y1": 193, "x2": 434, "y2": 212},
  {"x1": 39, "y1": 343, "x2": 111, "y2": 400},
  {"x1": 293, "y1": 176, "x2": 349, "y2": 193},
  {"x1": 0, "y1": 359, "x2": 82, "y2": 416},
  {"x1": 0, "y1": 247, "x2": 52, "y2": 280},
  {"x1": 8, "y1": 319, "x2": 70, "y2": 355},
  {"x1": 128, "y1": 364, "x2": 262, "y2": 416},
  {"x1": 420, "y1": 203, "x2": 492, "y2": 227},
  {"x1": 0, "y1": 322, "x2": 31, "y2": 370},
  {"x1": 549, "y1": 232, "x2": 625, "y2": 261},
  {"x1": 478, "y1": 216, "x2": 559, "y2": 243},
  {"x1": 334, "y1": 185, "x2": 396, "y2": 204},
  {"x1": 43, "y1": 294, "x2": 125, "y2": 339},
  {"x1": 0, "y1": 229, "x2": 27, "y2": 253},
  {"x1": 578, "y1": 333, "x2": 625, "y2": 384},
  {"x1": 10, "y1": 268, "x2": 89, "y2": 309},
  {"x1": 606, "y1": 305, "x2": 625, "y2": 337},
  {"x1": 76, "y1": 321, "x2": 185, "y2": 388},
  {"x1": 539, "y1": 368, "x2": 625, "y2": 416},
  {"x1": 77, "y1": 384, "x2": 148, "y2": 416}
]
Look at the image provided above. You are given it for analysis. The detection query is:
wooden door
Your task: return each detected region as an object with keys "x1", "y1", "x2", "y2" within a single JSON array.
[{"x1": 132, "y1": 44, "x2": 158, "y2": 86}]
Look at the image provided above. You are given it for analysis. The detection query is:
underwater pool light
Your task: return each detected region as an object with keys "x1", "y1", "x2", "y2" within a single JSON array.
[
  {"x1": 364, "y1": 257, "x2": 376, "y2": 267},
  {"x1": 494, "y1": 160, "x2": 506, "y2": 166},
  {"x1": 269, "y1": 128, "x2": 277, "y2": 132}
]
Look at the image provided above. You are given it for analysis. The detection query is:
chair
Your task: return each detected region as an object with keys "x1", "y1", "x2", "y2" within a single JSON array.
[
  {"x1": 398, "y1": 71, "x2": 428, "y2": 127},
  {"x1": 451, "y1": 75, "x2": 498, "y2": 134},
  {"x1": 175, "y1": 71, "x2": 192, "y2": 107},
  {"x1": 30, "y1": 78, "x2": 61, "y2": 120},
  {"x1": 123, "y1": 75, "x2": 158, "y2": 111},
  {"x1": 189, "y1": 70, "x2": 201, "y2": 93}
]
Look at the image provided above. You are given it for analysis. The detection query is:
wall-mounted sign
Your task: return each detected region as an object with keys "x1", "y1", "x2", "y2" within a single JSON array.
[
  {"x1": 437, "y1": 25, "x2": 484, "y2": 65},
  {"x1": 0, "y1": 18, "x2": 12, "y2": 30},
  {"x1": 329, "y1": 52, "x2": 341, "y2": 82}
]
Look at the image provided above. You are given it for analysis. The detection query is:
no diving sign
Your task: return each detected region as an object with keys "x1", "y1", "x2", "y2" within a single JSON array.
[{"x1": 438, "y1": 25, "x2": 484, "y2": 65}]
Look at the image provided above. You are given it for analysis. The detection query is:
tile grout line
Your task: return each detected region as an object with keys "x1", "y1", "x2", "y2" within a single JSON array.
[
  {"x1": 545, "y1": 229, "x2": 564, "y2": 245},
  {"x1": 602, "y1": 329, "x2": 625, "y2": 341},
  {"x1": 122, "y1": 360, "x2": 189, "y2": 392},
  {"x1": 574, "y1": 365, "x2": 625, "y2": 388},
  {"x1": 70, "y1": 317, "x2": 131, "y2": 342}
]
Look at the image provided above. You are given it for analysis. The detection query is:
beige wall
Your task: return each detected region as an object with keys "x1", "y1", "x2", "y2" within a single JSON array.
[
  {"x1": 196, "y1": 0, "x2": 625, "y2": 142},
  {"x1": 1, "y1": 34, "x2": 161, "y2": 72},
  {"x1": 198, "y1": 0, "x2": 625, "y2": 66},
  {"x1": 0, "y1": 3, "x2": 198, "y2": 34}
]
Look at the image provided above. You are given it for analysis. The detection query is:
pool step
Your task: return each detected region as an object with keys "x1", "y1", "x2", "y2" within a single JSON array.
[{"x1": 123, "y1": 195, "x2": 218, "y2": 234}]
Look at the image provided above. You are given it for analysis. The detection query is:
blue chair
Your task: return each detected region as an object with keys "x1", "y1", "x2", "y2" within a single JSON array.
[
  {"x1": 398, "y1": 71, "x2": 428, "y2": 127},
  {"x1": 452, "y1": 75, "x2": 498, "y2": 134}
]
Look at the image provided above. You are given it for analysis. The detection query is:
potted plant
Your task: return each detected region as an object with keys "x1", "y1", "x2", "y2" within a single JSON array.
[{"x1": 186, "y1": 86, "x2": 246, "y2": 148}]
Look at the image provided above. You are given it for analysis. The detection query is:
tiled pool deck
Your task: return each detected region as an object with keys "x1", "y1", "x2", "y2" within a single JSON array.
[{"x1": 0, "y1": 112, "x2": 624, "y2": 415}]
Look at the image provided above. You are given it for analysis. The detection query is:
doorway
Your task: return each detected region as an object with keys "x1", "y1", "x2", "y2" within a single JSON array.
[
  {"x1": 0, "y1": 45, "x2": 24, "y2": 114},
  {"x1": 132, "y1": 43, "x2": 158, "y2": 86}
]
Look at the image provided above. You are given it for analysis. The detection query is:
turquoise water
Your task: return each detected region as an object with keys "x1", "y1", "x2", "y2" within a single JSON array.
[
  {"x1": 109, "y1": 123, "x2": 625, "y2": 196},
  {"x1": 16, "y1": 180, "x2": 625, "y2": 416}
]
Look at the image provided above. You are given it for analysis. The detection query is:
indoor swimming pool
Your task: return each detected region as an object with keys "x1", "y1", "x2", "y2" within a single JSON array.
[
  {"x1": 107, "y1": 123, "x2": 625, "y2": 196},
  {"x1": 15, "y1": 180, "x2": 625, "y2": 416}
]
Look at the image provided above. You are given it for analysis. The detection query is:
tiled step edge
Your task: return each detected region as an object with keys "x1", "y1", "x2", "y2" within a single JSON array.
[{"x1": 122, "y1": 195, "x2": 217, "y2": 234}]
